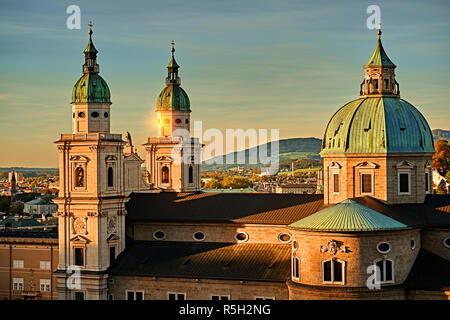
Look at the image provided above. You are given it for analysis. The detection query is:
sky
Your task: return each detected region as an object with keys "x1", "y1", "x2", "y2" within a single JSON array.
[{"x1": 0, "y1": 0, "x2": 449, "y2": 167}]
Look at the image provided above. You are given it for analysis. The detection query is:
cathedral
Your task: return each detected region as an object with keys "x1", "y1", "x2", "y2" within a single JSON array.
[{"x1": 52, "y1": 26, "x2": 450, "y2": 300}]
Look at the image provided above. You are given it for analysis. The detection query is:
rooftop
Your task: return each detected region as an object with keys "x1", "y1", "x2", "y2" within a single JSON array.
[
  {"x1": 126, "y1": 192, "x2": 450, "y2": 228},
  {"x1": 289, "y1": 199, "x2": 408, "y2": 232},
  {"x1": 109, "y1": 241, "x2": 290, "y2": 282}
]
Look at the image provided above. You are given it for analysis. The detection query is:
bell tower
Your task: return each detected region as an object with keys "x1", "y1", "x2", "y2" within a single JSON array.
[
  {"x1": 144, "y1": 42, "x2": 201, "y2": 192},
  {"x1": 54, "y1": 23, "x2": 127, "y2": 300}
]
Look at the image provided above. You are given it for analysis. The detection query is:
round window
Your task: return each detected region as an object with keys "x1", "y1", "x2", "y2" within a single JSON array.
[
  {"x1": 193, "y1": 232, "x2": 205, "y2": 241},
  {"x1": 278, "y1": 233, "x2": 292, "y2": 243},
  {"x1": 443, "y1": 237, "x2": 450, "y2": 248},
  {"x1": 410, "y1": 240, "x2": 416, "y2": 250},
  {"x1": 235, "y1": 232, "x2": 249, "y2": 242},
  {"x1": 104, "y1": 112, "x2": 109, "y2": 118},
  {"x1": 377, "y1": 242, "x2": 391, "y2": 254},
  {"x1": 175, "y1": 118, "x2": 181, "y2": 124},
  {"x1": 153, "y1": 230, "x2": 166, "y2": 240},
  {"x1": 91, "y1": 111, "x2": 99, "y2": 118},
  {"x1": 78, "y1": 112, "x2": 85, "y2": 118}
]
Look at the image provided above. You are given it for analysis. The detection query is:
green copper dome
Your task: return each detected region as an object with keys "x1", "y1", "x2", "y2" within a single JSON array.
[
  {"x1": 156, "y1": 85, "x2": 190, "y2": 111},
  {"x1": 289, "y1": 199, "x2": 408, "y2": 232},
  {"x1": 156, "y1": 43, "x2": 190, "y2": 112},
  {"x1": 321, "y1": 97, "x2": 435, "y2": 154},
  {"x1": 72, "y1": 73, "x2": 111, "y2": 104},
  {"x1": 71, "y1": 25, "x2": 111, "y2": 104}
]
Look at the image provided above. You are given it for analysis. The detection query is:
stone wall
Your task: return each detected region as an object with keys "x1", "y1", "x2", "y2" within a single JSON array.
[
  {"x1": 109, "y1": 275, "x2": 288, "y2": 300},
  {"x1": 289, "y1": 229, "x2": 420, "y2": 287}
]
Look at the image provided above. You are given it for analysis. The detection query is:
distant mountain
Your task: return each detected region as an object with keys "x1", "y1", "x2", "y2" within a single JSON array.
[
  {"x1": 432, "y1": 129, "x2": 450, "y2": 141},
  {"x1": 201, "y1": 137, "x2": 322, "y2": 171}
]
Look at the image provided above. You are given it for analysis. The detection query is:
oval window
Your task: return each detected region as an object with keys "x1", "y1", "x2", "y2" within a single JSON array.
[
  {"x1": 193, "y1": 232, "x2": 205, "y2": 241},
  {"x1": 410, "y1": 240, "x2": 416, "y2": 250},
  {"x1": 278, "y1": 233, "x2": 292, "y2": 243},
  {"x1": 292, "y1": 240, "x2": 299, "y2": 250},
  {"x1": 153, "y1": 230, "x2": 166, "y2": 240},
  {"x1": 91, "y1": 111, "x2": 99, "y2": 118},
  {"x1": 73, "y1": 113, "x2": 75, "y2": 118},
  {"x1": 104, "y1": 112, "x2": 109, "y2": 118},
  {"x1": 443, "y1": 237, "x2": 450, "y2": 248},
  {"x1": 78, "y1": 112, "x2": 85, "y2": 118},
  {"x1": 377, "y1": 242, "x2": 391, "y2": 254},
  {"x1": 235, "y1": 232, "x2": 249, "y2": 242},
  {"x1": 175, "y1": 118, "x2": 182, "y2": 124}
]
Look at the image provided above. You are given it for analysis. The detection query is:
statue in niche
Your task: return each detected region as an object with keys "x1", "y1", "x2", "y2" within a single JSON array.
[
  {"x1": 161, "y1": 166, "x2": 169, "y2": 183},
  {"x1": 75, "y1": 167, "x2": 84, "y2": 187}
]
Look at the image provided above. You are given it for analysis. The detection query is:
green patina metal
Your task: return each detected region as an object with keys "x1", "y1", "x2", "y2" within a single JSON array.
[
  {"x1": 83, "y1": 37, "x2": 98, "y2": 54},
  {"x1": 289, "y1": 199, "x2": 408, "y2": 232},
  {"x1": 72, "y1": 73, "x2": 111, "y2": 104},
  {"x1": 72, "y1": 29, "x2": 111, "y2": 104},
  {"x1": 364, "y1": 38, "x2": 396, "y2": 67},
  {"x1": 321, "y1": 97, "x2": 435, "y2": 154},
  {"x1": 167, "y1": 56, "x2": 180, "y2": 68},
  {"x1": 156, "y1": 86, "x2": 190, "y2": 111}
]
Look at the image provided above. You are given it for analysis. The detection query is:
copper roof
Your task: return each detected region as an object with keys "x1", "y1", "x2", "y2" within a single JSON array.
[
  {"x1": 109, "y1": 241, "x2": 291, "y2": 282},
  {"x1": 289, "y1": 199, "x2": 408, "y2": 232}
]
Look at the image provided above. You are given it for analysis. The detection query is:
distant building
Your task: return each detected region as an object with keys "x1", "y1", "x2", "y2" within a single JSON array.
[
  {"x1": 0, "y1": 231, "x2": 58, "y2": 300},
  {"x1": 275, "y1": 183, "x2": 317, "y2": 194},
  {"x1": 8, "y1": 171, "x2": 24, "y2": 184},
  {"x1": 23, "y1": 198, "x2": 58, "y2": 216}
]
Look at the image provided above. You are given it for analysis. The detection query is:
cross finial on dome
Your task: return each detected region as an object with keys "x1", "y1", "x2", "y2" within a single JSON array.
[
  {"x1": 171, "y1": 40, "x2": 175, "y2": 56},
  {"x1": 88, "y1": 21, "x2": 93, "y2": 37},
  {"x1": 377, "y1": 20, "x2": 382, "y2": 40}
]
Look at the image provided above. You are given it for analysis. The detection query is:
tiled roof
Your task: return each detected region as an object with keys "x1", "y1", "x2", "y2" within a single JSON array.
[
  {"x1": 109, "y1": 241, "x2": 290, "y2": 282},
  {"x1": 126, "y1": 192, "x2": 324, "y2": 225},
  {"x1": 126, "y1": 192, "x2": 450, "y2": 228},
  {"x1": 289, "y1": 199, "x2": 408, "y2": 232}
]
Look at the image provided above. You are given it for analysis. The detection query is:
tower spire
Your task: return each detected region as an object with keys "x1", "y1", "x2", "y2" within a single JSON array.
[
  {"x1": 166, "y1": 40, "x2": 180, "y2": 86},
  {"x1": 359, "y1": 27, "x2": 399, "y2": 98},
  {"x1": 83, "y1": 21, "x2": 99, "y2": 74}
]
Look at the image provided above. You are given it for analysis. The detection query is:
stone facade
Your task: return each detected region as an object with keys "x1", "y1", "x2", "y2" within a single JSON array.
[
  {"x1": 109, "y1": 276, "x2": 288, "y2": 300},
  {"x1": 323, "y1": 153, "x2": 433, "y2": 205},
  {"x1": 289, "y1": 229, "x2": 420, "y2": 287}
]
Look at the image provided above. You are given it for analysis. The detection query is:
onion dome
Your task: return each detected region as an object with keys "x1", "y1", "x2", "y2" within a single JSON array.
[
  {"x1": 156, "y1": 41, "x2": 191, "y2": 112},
  {"x1": 321, "y1": 28, "x2": 434, "y2": 155},
  {"x1": 289, "y1": 199, "x2": 407, "y2": 232},
  {"x1": 72, "y1": 23, "x2": 111, "y2": 104}
]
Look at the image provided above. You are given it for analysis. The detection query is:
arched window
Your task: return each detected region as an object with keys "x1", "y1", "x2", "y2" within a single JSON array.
[
  {"x1": 161, "y1": 166, "x2": 169, "y2": 184},
  {"x1": 75, "y1": 167, "x2": 84, "y2": 187},
  {"x1": 322, "y1": 258, "x2": 345, "y2": 284},
  {"x1": 107, "y1": 167, "x2": 114, "y2": 187},
  {"x1": 188, "y1": 165, "x2": 194, "y2": 184},
  {"x1": 375, "y1": 259, "x2": 394, "y2": 284}
]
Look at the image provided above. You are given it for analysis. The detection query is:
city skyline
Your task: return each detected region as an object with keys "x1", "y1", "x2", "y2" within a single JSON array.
[{"x1": 1, "y1": 0, "x2": 449, "y2": 167}]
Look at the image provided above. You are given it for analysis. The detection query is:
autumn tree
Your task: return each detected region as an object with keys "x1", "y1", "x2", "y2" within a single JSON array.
[{"x1": 432, "y1": 139, "x2": 450, "y2": 176}]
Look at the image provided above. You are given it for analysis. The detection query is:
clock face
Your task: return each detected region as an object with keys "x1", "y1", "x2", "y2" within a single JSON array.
[
  {"x1": 73, "y1": 217, "x2": 87, "y2": 234},
  {"x1": 107, "y1": 217, "x2": 117, "y2": 234}
]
